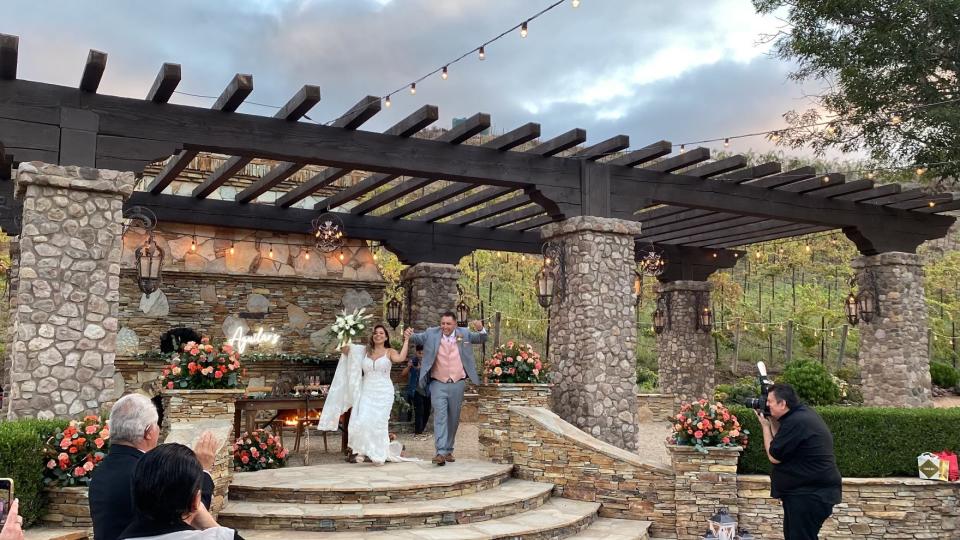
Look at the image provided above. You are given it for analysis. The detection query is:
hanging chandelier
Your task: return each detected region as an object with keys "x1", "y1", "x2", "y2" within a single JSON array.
[
  {"x1": 637, "y1": 244, "x2": 667, "y2": 277},
  {"x1": 311, "y1": 213, "x2": 345, "y2": 253}
]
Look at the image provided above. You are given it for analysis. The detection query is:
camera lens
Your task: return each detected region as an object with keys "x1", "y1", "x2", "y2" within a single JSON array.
[{"x1": 743, "y1": 397, "x2": 762, "y2": 409}]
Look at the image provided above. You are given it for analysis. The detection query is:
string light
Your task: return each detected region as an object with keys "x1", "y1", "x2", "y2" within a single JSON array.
[
  {"x1": 441, "y1": 66, "x2": 449, "y2": 80},
  {"x1": 572, "y1": 0, "x2": 580, "y2": 6},
  {"x1": 409, "y1": 83, "x2": 416, "y2": 95},
  {"x1": 723, "y1": 138, "x2": 730, "y2": 148},
  {"x1": 520, "y1": 21, "x2": 528, "y2": 38},
  {"x1": 679, "y1": 144, "x2": 686, "y2": 153},
  {"x1": 890, "y1": 113, "x2": 902, "y2": 125},
  {"x1": 822, "y1": 175, "x2": 830, "y2": 183},
  {"x1": 338, "y1": 250, "x2": 345, "y2": 262},
  {"x1": 384, "y1": 95, "x2": 391, "y2": 108},
  {"x1": 916, "y1": 167, "x2": 927, "y2": 176},
  {"x1": 268, "y1": 245, "x2": 274, "y2": 259},
  {"x1": 478, "y1": 46, "x2": 485, "y2": 60},
  {"x1": 191, "y1": 236, "x2": 197, "y2": 252},
  {"x1": 229, "y1": 243, "x2": 235, "y2": 256},
  {"x1": 304, "y1": 250, "x2": 310, "y2": 260},
  {"x1": 928, "y1": 200, "x2": 936, "y2": 208}
]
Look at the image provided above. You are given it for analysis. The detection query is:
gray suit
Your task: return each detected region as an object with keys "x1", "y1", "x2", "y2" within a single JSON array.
[{"x1": 410, "y1": 326, "x2": 487, "y2": 456}]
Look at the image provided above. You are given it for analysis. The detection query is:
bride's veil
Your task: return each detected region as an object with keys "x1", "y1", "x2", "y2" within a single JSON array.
[{"x1": 317, "y1": 343, "x2": 364, "y2": 431}]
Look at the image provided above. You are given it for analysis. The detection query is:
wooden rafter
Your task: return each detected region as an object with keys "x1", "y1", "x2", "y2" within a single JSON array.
[
  {"x1": 0, "y1": 34, "x2": 18, "y2": 80},
  {"x1": 445, "y1": 195, "x2": 531, "y2": 225},
  {"x1": 480, "y1": 205, "x2": 544, "y2": 229},
  {"x1": 79, "y1": 50, "x2": 107, "y2": 93},
  {"x1": 573, "y1": 134, "x2": 629, "y2": 161},
  {"x1": 607, "y1": 140, "x2": 672, "y2": 167},
  {"x1": 146, "y1": 63, "x2": 181, "y2": 104}
]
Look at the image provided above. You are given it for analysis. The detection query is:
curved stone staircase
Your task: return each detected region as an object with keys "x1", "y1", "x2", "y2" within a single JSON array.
[{"x1": 218, "y1": 459, "x2": 651, "y2": 539}]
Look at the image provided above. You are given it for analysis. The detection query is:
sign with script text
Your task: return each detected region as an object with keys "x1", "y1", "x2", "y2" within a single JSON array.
[{"x1": 229, "y1": 327, "x2": 281, "y2": 354}]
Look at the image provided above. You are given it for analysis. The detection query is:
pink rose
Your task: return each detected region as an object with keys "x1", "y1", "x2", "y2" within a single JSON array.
[
  {"x1": 694, "y1": 431, "x2": 704, "y2": 439},
  {"x1": 74, "y1": 466, "x2": 86, "y2": 477},
  {"x1": 167, "y1": 381, "x2": 174, "y2": 389},
  {"x1": 85, "y1": 425, "x2": 98, "y2": 435},
  {"x1": 241, "y1": 455, "x2": 249, "y2": 464},
  {"x1": 47, "y1": 460, "x2": 56, "y2": 469},
  {"x1": 83, "y1": 461, "x2": 95, "y2": 471}
]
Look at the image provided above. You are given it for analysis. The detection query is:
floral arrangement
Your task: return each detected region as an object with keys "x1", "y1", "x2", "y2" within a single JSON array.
[
  {"x1": 233, "y1": 429, "x2": 288, "y2": 472},
  {"x1": 160, "y1": 336, "x2": 242, "y2": 390},
  {"x1": 330, "y1": 308, "x2": 373, "y2": 348},
  {"x1": 484, "y1": 340, "x2": 548, "y2": 384},
  {"x1": 43, "y1": 415, "x2": 110, "y2": 487},
  {"x1": 669, "y1": 399, "x2": 748, "y2": 453}
]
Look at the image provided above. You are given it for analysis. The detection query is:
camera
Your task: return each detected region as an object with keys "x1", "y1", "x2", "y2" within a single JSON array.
[{"x1": 743, "y1": 361, "x2": 774, "y2": 416}]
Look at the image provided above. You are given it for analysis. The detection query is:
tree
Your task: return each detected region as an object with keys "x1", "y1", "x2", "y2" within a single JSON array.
[{"x1": 754, "y1": 0, "x2": 960, "y2": 185}]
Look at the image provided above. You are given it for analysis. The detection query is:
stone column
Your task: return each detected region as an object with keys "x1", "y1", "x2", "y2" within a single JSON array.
[
  {"x1": 542, "y1": 216, "x2": 642, "y2": 452},
  {"x1": 656, "y1": 280, "x2": 715, "y2": 406},
  {"x1": 853, "y1": 252, "x2": 931, "y2": 407},
  {"x1": 6, "y1": 162, "x2": 135, "y2": 420},
  {"x1": 400, "y1": 263, "x2": 460, "y2": 331}
]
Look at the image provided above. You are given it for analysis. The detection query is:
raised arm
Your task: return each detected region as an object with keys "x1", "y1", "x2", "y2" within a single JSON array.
[
  {"x1": 408, "y1": 328, "x2": 428, "y2": 347},
  {"x1": 388, "y1": 329, "x2": 412, "y2": 363},
  {"x1": 467, "y1": 320, "x2": 488, "y2": 344}
]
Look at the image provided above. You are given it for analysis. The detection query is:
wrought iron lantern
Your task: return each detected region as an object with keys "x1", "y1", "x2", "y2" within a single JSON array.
[
  {"x1": 455, "y1": 285, "x2": 470, "y2": 327},
  {"x1": 844, "y1": 291, "x2": 859, "y2": 326},
  {"x1": 311, "y1": 213, "x2": 345, "y2": 253},
  {"x1": 386, "y1": 296, "x2": 402, "y2": 330},
  {"x1": 708, "y1": 508, "x2": 738, "y2": 540},
  {"x1": 695, "y1": 292, "x2": 713, "y2": 333},
  {"x1": 123, "y1": 207, "x2": 164, "y2": 297},
  {"x1": 855, "y1": 269, "x2": 881, "y2": 324},
  {"x1": 653, "y1": 293, "x2": 670, "y2": 335},
  {"x1": 537, "y1": 240, "x2": 565, "y2": 308}
]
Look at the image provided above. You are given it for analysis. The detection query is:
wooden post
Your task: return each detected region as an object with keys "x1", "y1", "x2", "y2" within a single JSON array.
[
  {"x1": 493, "y1": 311, "x2": 502, "y2": 349},
  {"x1": 820, "y1": 316, "x2": 825, "y2": 363},
  {"x1": 836, "y1": 324, "x2": 849, "y2": 370},
  {"x1": 733, "y1": 320, "x2": 742, "y2": 375},
  {"x1": 953, "y1": 320, "x2": 957, "y2": 369},
  {"x1": 768, "y1": 309, "x2": 774, "y2": 365},
  {"x1": 758, "y1": 279, "x2": 763, "y2": 312},
  {"x1": 929, "y1": 328, "x2": 934, "y2": 362},
  {"x1": 791, "y1": 266, "x2": 797, "y2": 311},
  {"x1": 785, "y1": 320, "x2": 794, "y2": 364}
]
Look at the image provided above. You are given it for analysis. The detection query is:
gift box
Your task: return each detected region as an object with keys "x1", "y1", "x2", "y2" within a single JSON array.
[
  {"x1": 936, "y1": 450, "x2": 959, "y2": 482},
  {"x1": 918, "y1": 452, "x2": 945, "y2": 481}
]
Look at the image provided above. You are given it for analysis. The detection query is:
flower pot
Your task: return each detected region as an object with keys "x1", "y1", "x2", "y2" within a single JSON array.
[{"x1": 478, "y1": 383, "x2": 553, "y2": 463}]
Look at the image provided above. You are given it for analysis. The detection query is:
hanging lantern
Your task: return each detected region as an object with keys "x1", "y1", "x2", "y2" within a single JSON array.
[
  {"x1": 857, "y1": 288, "x2": 876, "y2": 323},
  {"x1": 698, "y1": 306, "x2": 714, "y2": 333},
  {"x1": 135, "y1": 233, "x2": 164, "y2": 297},
  {"x1": 708, "y1": 508, "x2": 738, "y2": 540},
  {"x1": 653, "y1": 294, "x2": 669, "y2": 335},
  {"x1": 536, "y1": 266, "x2": 555, "y2": 308},
  {"x1": 634, "y1": 271, "x2": 642, "y2": 307},
  {"x1": 844, "y1": 291, "x2": 859, "y2": 326},
  {"x1": 386, "y1": 297, "x2": 402, "y2": 330},
  {"x1": 311, "y1": 213, "x2": 346, "y2": 253},
  {"x1": 456, "y1": 298, "x2": 470, "y2": 327}
]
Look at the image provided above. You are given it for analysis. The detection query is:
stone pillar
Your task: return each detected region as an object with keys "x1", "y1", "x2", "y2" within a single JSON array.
[
  {"x1": 542, "y1": 216, "x2": 642, "y2": 452},
  {"x1": 400, "y1": 263, "x2": 460, "y2": 331},
  {"x1": 656, "y1": 280, "x2": 715, "y2": 406},
  {"x1": 853, "y1": 252, "x2": 931, "y2": 407},
  {"x1": 6, "y1": 163, "x2": 135, "y2": 420},
  {"x1": 668, "y1": 445, "x2": 742, "y2": 540}
]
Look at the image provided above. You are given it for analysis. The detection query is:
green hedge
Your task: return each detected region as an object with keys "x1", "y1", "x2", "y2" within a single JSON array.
[
  {"x1": 0, "y1": 418, "x2": 68, "y2": 526},
  {"x1": 729, "y1": 405, "x2": 960, "y2": 477}
]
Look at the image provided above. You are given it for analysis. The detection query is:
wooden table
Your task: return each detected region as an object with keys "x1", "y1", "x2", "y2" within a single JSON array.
[{"x1": 233, "y1": 396, "x2": 349, "y2": 454}]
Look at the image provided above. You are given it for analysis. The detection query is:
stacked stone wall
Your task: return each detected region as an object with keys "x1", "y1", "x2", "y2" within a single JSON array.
[
  {"x1": 853, "y1": 252, "x2": 931, "y2": 407},
  {"x1": 477, "y1": 384, "x2": 552, "y2": 462},
  {"x1": 656, "y1": 281, "x2": 715, "y2": 405},
  {"x1": 637, "y1": 393, "x2": 674, "y2": 422},
  {"x1": 738, "y1": 474, "x2": 960, "y2": 539},
  {"x1": 41, "y1": 486, "x2": 92, "y2": 530},
  {"x1": 542, "y1": 217, "x2": 642, "y2": 452},
  {"x1": 668, "y1": 445, "x2": 741, "y2": 540},
  {"x1": 6, "y1": 163, "x2": 134, "y2": 419}
]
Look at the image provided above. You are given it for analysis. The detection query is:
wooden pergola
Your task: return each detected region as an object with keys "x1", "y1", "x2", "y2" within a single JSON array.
[{"x1": 1, "y1": 34, "x2": 956, "y2": 272}]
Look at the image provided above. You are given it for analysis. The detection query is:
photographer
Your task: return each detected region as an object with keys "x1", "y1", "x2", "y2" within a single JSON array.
[{"x1": 755, "y1": 383, "x2": 842, "y2": 540}]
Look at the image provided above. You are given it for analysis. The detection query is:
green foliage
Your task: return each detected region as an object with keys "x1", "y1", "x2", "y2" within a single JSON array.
[
  {"x1": 732, "y1": 405, "x2": 960, "y2": 477},
  {"x1": 0, "y1": 419, "x2": 69, "y2": 526},
  {"x1": 715, "y1": 377, "x2": 761, "y2": 405},
  {"x1": 778, "y1": 360, "x2": 841, "y2": 405},
  {"x1": 636, "y1": 367, "x2": 659, "y2": 393},
  {"x1": 753, "y1": 0, "x2": 960, "y2": 181},
  {"x1": 930, "y1": 361, "x2": 960, "y2": 389}
]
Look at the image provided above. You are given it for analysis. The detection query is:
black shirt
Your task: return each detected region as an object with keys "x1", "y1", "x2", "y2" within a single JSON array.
[{"x1": 768, "y1": 404, "x2": 842, "y2": 504}]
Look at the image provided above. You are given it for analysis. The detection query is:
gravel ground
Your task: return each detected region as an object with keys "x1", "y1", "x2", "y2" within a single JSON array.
[{"x1": 934, "y1": 395, "x2": 960, "y2": 408}]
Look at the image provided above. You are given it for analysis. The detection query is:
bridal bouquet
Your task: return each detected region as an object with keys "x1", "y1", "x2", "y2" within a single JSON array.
[{"x1": 330, "y1": 307, "x2": 374, "y2": 347}]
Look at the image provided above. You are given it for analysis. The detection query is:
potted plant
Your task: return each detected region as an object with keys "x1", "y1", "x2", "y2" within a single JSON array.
[
  {"x1": 233, "y1": 429, "x2": 289, "y2": 472},
  {"x1": 40, "y1": 415, "x2": 110, "y2": 528},
  {"x1": 478, "y1": 340, "x2": 552, "y2": 463},
  {"x1": 668, "y1": 399, "x2": 749, "y2": 453},
  {"x1": 159, "y1": 336, "x2": 246, "y2": 431}
]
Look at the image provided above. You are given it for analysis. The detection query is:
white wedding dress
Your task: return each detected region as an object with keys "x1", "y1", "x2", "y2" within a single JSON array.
[{"x1": 317, "y1": 344, "x2": 410, "y2": 464}]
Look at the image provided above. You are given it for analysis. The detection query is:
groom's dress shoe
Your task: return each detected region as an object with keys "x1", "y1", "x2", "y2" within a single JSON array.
[
  {"x1": 432, "y1": 454, "x2": 446, "y2": 466},
  {"x1": 443, "y1": 454, "x2": 455, "y2": 463}
]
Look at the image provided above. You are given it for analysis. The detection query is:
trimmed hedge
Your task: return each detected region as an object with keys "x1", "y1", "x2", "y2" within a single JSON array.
[
  {"x1": 930, "y1": 361, "x2": 960, "y2": 389},
  {"x1": 730, "y1": 405, "x2": 960, "y2": 477},
  {"x1": 0, "y1": 418, "x2": 68, "y2": 526}
]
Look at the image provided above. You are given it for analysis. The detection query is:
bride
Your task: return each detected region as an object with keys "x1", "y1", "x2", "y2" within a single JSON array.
[{"x1": 318, "y1": 324, "x2": 412, "y2": 464}]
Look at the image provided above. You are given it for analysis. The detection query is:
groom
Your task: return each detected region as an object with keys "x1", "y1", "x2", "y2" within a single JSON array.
[{"x1": 406, "y1": 311, "x2": 486, "y2": 465}]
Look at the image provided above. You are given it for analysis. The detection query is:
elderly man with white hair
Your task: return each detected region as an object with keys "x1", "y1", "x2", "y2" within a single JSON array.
[{"x1": 89, "y1": 393, "x2": 218, "y2": 540}]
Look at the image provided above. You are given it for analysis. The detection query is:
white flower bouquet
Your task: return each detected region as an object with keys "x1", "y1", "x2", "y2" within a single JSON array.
[{"x1": 330, "y1": 307, "x2": 374, "y2": 348}]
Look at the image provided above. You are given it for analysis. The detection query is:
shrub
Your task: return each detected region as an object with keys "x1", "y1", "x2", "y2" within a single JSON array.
[
  {"x1": 731, "y1": 405, "x2": 960, "y2": 477},
  {"x1": 42, "y1": 415, "x2": 110, "y2": 487},
  {"x1": 778, "y1": 360, "x2": 840, "y2": 405},
  {"x1": 234, "y1": 429, "x2": 288, "y2": 472},
  {"x1": 714, "y1": 377, "x2": 761, "y2": 404},
  {"x1": 636, "y1": 366, "x2": 659, "y2": 392},
  {"x1": 0, "y1": 418, "x2": 68, "y2": 526},
  {"x1": 930, "y1": 361, "x2": 959, "y2": 389}
]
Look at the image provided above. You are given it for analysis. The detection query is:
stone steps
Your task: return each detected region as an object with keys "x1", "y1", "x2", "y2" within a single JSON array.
[
  {"x1": 238, "y1": 498, "x2": 602, "y2": 539},
  {"x1": 572, "y1": 518, "x2": 651, "y2": 540},
  {"x1": 218, "y1": 479, "x2": 554, "y2": 531},
  {"x1": 228, "y1": 459, "x2": 512, "y2": 503}
]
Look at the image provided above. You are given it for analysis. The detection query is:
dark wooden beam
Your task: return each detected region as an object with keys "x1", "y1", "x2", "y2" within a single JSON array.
[
  {"x1": 862, "y1": 187, "x2": 929, "y2": 206},
  {"x1": 776, "y1": 173, "x2": 844, "y2": 194},
  {"x1": 641, "y1": 210, "x2": 743, "y2": 235},
  {"x1": 79, "y1": 50, "x2": 107, "y2": 93},
  {"x1": 573, "y1": 135, "x2": 629, "y2": 161},
  {"x1": 502, "y1": 214, "x2": 554, "y2": 231},
  {"x1": 887, "y1": 193, "x2": 952, "y2": 210},
  {"x1": 126, "y1": 191, "x2": 542, "y2": 264},
  {"x1": 193, "y1": 85, "x2": 322, "y2": 198},
  {"x1": 480, "y1": 205, "x2": 544, "y2": 229},
  {"x1": 715, "y1": 162, "x2": 782, "y2": 184},
  {"x1": 686, "y1": 221, "x2": 820, "y2": 247},
  {"x1": 416, "y1": 186, "x2": 514, "y2": 222},
  {"x1": 642, "y1": 147, "x2": 711, "y2": 172},
  {"x1": 607, "y1": 140, "x2": 672, "y2": 167},
  {"x1": 528, "y1": 128, "x2": 587, "y2": 157},
  {"x1": 446, "y1": 195, "x2": 531, "y2": 225},
  {"x1": 653, "y1": 245, "x2": 741, "y2": 282},
  {"x1": 707, "y1": 225, "x2": 834, "y2": 248},
  {"x1": 807, "y1": 178, "x2": 874, "y2": 198},
  {"x1": 643, "y1": 215, "x2": 757, "y2": 243},
  {"x1": 145, "y1": 74, "x2": 254, "y2": 193},
  {"x1": 146, "y1": 63, "x2": 181, "y2": 103},
  {"x1": 318, "y1": 117, "x2": 528, "y2": 212},
  {"x1": 918, "y1": 198, "x2": 960, "y2": 213},
  {"x1": 378, "y1": 182, "x2": 478, "y2": 219},
  {"x1": 834, "y1": 183, "x2": 901, "y2": 202},
  {"x1": 743, "y1": 167, "x2": 816, "y2": 189},
  {"x1": 681, "y1": 155, "x2": 748, "y2": 179},
  {"x1": 0, "y1": 34, "x2": 18, "y2": 81},
  {"x1": 235, "y1": 94, "x2": 379, "y2": 203}
]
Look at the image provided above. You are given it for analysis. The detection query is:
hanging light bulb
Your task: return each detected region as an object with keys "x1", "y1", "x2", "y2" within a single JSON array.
[
  {"x1": 822, "y1": 175, "x2": 831, "y2": 183},
  {"x1": 916, "y1": 167, "x2": 927, "y2": 176},
  {"x1": 478, "y1": 46, "x2": 485, "y2": 60},
  {"x1": 229, "y1": 243, "x2": 235, "y2": 256},
  {"x1": 410, "y1": 83, "x2": 416, "y2": 95},
  {"x1": 338, "y1": 250, "x2": 345, "y2": 262},
  {"x1": 724, "y1": 138, "x2": 730, "y2": 148},
  {"x1": 384, "y1": 95, "x2": 391, "y2": 108},
  {"x1": 441, "y1": 66, "x2": 448, "y2": 80},
  {"x1": 268, "y1": 245, "x2": 274, "y2": 259},
  {"x1": 572, "y1": 0, "x2": 580, "y2": 6},
  {"x1": 866, "y1": 171, "x2": 875, "y2": 180},
  {"x1": 805, "y1": 244, "x2": 812, "y2": 253},
  {"x1": 679, "y1": 144, "x2": 686, "y2": 153},
  {"x1": 890, "y1": 113, "x2": 902, "y2": 125},
  {"x1": 520, "y1": 21, "x2": 528, "y2": 38},
  {"x1": 928, "y1": 200, "x2": 936, "y2": 208},
  {"x1": 770, "y1": 131, "x2": 781, "y2": 143},
  {"x1": 304, "y1": 250, "x2": 310, "y2": 260},
  {"x1": 191, "y1": 236, "x2": 197, "y2": 252},
  {"x1": 825, "y1": 125, "x2": 837, "y2": 136}
]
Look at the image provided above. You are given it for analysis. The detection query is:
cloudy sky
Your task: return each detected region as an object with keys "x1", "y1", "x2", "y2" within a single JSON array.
[{"x1": 4, "y1": 0, "x2": 824, "y2": 157}]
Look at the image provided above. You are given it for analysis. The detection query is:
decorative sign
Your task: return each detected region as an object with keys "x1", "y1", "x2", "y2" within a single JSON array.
[{"x1": 229, "y1": 327, "x2": 281, "y2": 354}]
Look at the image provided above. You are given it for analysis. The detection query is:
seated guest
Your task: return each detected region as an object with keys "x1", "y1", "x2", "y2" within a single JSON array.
[
  {"x1": 90, "y1": 394, "x2": 218, "y2": 540},
  {"x1": 119, "y1": 443, "x2": 242, "y2": 540}
]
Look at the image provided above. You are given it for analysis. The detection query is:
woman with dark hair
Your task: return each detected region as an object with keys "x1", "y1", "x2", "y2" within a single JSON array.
[
  {"x1": 119, "y1": 443, "x2": 242, "y2": 540},
  {"x1": 337, "y1": 324, "x2": 410, "y2": 464}
]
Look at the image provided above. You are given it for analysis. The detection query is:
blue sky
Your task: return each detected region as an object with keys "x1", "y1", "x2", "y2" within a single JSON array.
[{"x1": 4, "y1": 0, "x2": 824, "y2": 157}]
